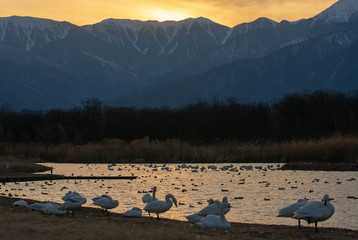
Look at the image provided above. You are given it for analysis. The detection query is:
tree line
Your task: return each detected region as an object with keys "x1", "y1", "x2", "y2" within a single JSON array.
[{"x1": 1, "y1": 90, "x2": 358, "y2": 145}]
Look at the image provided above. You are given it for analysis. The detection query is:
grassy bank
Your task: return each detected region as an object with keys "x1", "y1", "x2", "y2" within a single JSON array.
[
  {"x1": 0, "y1": 135, "x2": 357, "y2": 166},
  {"x1": 1, "y1": 196, "x2": 357, "y2": 240}
]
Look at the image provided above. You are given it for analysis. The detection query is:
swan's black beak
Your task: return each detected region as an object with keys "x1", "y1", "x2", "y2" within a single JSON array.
[{"x1": 174, "y1": 202, "x2": 178, "y2": 207}]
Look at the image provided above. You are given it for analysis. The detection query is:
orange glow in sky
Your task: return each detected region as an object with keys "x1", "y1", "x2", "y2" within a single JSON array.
[{"x1": 1, "y1": 0, "x2": 338, "y2": 27}]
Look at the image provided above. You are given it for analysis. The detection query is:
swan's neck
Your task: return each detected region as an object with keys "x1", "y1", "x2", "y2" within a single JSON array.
[
  {"x1": 152, "y1": 188, "x2": 156, "y2": 200},
  {"x1": 219, "y1": 205, "x2": 226, "y2": 220},
  {"x1": 165, "y1": 195, "x2": 174, "y2": 207}
]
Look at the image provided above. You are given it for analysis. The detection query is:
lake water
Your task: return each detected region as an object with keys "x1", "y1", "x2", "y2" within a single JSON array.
[{"x1": 2, "y1": 163, "x2": 357, "y2": 230}]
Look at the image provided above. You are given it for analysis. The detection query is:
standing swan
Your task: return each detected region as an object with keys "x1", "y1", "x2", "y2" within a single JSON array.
[
  {"x1": 92, "y1": 195, "x2": 119, "y2": 216},
  {"x1": 195, "y1": 202, "x2": 231, "y2": 229},
  {"x1": 142, "y1": 186, "x2": 158, "y2": 216},
  {"x1": 277, "y1": 198, "x2": 309, "y2": 228},
  {"x1": 144, "y1": 193, "x2": 177, "y2": 220},
  {"x1": 293, "y1": 194, "x2": 335, "y2": 231},
  {"x1": 142, "y1": 186, "x2": 158, "y2": 204}
]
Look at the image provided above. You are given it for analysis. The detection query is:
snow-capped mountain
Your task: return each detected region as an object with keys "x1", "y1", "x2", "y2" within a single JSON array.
[
  {"x1": 83, "y1": 17, "x2": 230, "y2": 55},
  {"x1": 313, "y1": 0, "x2": 358, "y2": 24},
  {"x1": 0, "y1": 16, "x2": 74, "y2": 51},
  {"x1": 0, "y1": 0, "x2": 358, "y2": 110}
]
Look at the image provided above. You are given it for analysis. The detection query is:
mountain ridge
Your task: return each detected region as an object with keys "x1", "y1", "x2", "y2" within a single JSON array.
[{"x1": 0, "y1": 0, "x2": 358, "y2": 110}]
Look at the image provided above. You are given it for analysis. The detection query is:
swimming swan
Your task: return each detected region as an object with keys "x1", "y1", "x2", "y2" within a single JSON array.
[
  {"x1": 144, "y1": 193, "x2": 177, "y2": 220},
  {"x1": 277, "y1": 198, "x2": 309, "y2": 228},
  {"x1": 293, "y1": 194, "x2": 335, "y2": 231},
  {"x1": 195, "y1": 202, "x2": 231, "y2": 229}
]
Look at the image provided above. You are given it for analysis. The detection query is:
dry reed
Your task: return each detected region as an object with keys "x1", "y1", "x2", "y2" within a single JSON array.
[{"x1": 0, "y1": 135, "x2": 357, "y2": 165}]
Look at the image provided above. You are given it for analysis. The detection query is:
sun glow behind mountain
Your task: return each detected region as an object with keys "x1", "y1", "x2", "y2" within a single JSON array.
[
  {"x1": 149, "y1": 9, "x2": 191, "y2": 22},
  {"x1": 1, "y1": 0, "x2": 338, "y2": 27}
]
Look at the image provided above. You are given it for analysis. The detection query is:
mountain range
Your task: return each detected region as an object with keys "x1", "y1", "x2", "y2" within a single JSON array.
[{"x1": 1, "y1": 0, "x2": 358, "y2": 110}]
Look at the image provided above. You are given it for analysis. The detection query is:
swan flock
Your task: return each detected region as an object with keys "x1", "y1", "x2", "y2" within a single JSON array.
[{"x1": 12, "y1": 183, "x2": 336, "y2": 232}]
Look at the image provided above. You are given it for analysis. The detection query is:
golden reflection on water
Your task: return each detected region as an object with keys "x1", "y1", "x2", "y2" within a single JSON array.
[{"x1": 2, "y1": 163, "x2": 357, "y2": 230}]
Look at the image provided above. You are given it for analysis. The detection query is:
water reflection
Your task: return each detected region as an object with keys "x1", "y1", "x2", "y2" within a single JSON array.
[{"x1": 1, "y1": 163, "x2": 357, "y2": 230}]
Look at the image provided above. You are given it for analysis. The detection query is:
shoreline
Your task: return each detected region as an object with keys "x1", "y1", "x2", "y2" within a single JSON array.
[{"x1": 1, "y1": 196, "x2": 357, "y2": 240}]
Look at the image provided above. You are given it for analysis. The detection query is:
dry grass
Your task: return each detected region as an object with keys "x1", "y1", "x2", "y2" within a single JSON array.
[
  {"x1": 0, "y1": 135, "x2": 358, "y2": 166},
  {"x1": 1, "y1": 197, "x2": 357, "y2": 240}
]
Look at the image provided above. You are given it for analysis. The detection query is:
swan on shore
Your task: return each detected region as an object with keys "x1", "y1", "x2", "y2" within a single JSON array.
[
  {"x1": 13, "y1": 200, "x2": 28, "y2": 208},
  {"x1": 293, "y1": 194, "x2": 335, "y2": 231},
  {"x1": 142, "y1": 186, "x2": 158, "y2": 216},
  {"x1": 144, "y1": 193, "x2": 177, "y2": 220},
  {"x1": 142, "y1": 186, "x2": 158, "y2": 204},
  {"x1": 62, "y1": 191, "x2": 87, "y2": 204},
  {"x1": 185, "y1": 197, "x2": 231, "y2": 223},
  {"x1": 195, "y1": 201, "x2": 231, "y2": 229},
  {"x1": 92, "y1": 195, "x2": 119, "y2": 216},
  {"x1": 123, "y1": 207, "x2": 142, "y2": 218},
  {"x1": 42, "y1": 203, "x2": 68, "y2": 215},
  {"x1": 197, "y1": 197, "x2": 230, "y2": 217},
  {"x1": 59, "y1": 199, "x2": 84, "y2": 217},
  {"x1": 277, "y1": 198, "x2": 309, "y2": 228}
]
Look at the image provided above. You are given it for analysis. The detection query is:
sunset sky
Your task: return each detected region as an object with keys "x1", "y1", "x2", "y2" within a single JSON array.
[{"x1": 1, "y1": 0, "x2": 337, "y2": 27}]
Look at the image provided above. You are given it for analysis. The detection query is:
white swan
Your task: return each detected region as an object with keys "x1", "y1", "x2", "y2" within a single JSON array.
[
  {"x1": 142, "y1": 186, "x2": 158, "y2": 216},
  {"x1": 93, "y1": 195, "x2": 119, "y2": 215},
  {"x1": 62, "y1": 191, "x2": 87, "y2": 204},
  {"x1": 293, "y1": 194, "x2": 335, "y2": 231},
  {"x1": 13, "y1": 200, "x2": 28, "y2": 208},
  {"x1": 185, "y1": 197, "x2": 231, "y2": 223},
  {"x1": 28, "y1": 201, "x2": 58, "y2": 211},
  {"x1": 185, "y1": 213, "x2": 205, "y2": 223},
  {"x1": 195, "y1": 202, "x2": 231, "y2": 229},
  {"x1": 92, "y1": 194, "x2": 112, "y2": 202},
  {"x1": 123, "y1": 207, "x2": 142, "y2": 218},
  {"x1": 144, "y1": 193, "x2": 177, "y2": 220},
  {"x1": 42, "y1": 204, "x2": 68, "y2": 215},
  {"x1": 197, "y1": 197, "x2": 230, "y2": 217},
  {"x1": 59, "y1": 199, "x2": 84, "y2": 217},
  {"x1": 142, "y1": 186, "x2": 158, "y2": 204},
  {"x1": 277, "y1": 198, "x2": 309, "y2": 228}
]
